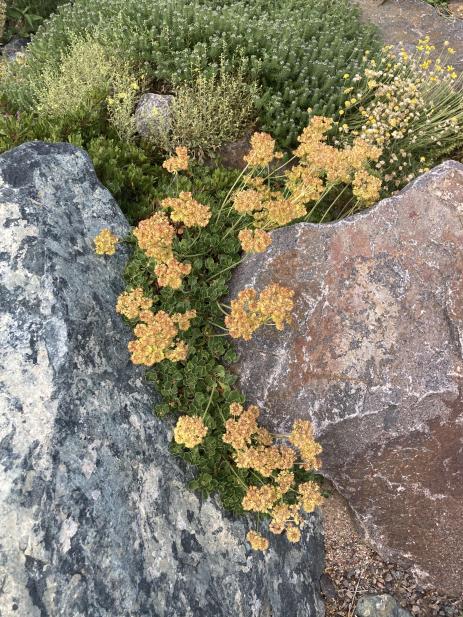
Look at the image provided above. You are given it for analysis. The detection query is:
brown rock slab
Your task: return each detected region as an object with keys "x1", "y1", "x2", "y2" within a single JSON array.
[
  {"x1": 229, "y1": 161, "x2": 463, "y2": 596},
  {"x1": 353, "y1": 0, "x2": 463, "y2": 72}
]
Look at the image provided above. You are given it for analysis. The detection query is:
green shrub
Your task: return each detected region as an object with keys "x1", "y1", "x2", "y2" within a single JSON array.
[
  {"x1": 167, "y1": 60, "x2": 258, "y2": 156},
  {"x1": 0, "y1": 0, "x2": 379, "y2": 147},
  {"x1": 34, "y1": 36, "x2": 113, "y2": 131}
]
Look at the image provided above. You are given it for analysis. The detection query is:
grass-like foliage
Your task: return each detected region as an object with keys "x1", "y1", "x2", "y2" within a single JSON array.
[
  {"x1": 337, "y1": 39, "x2": 463, "y2": 191},
  {"x1": 0, "y1": 0, "x2": 378, "y2": 147}
]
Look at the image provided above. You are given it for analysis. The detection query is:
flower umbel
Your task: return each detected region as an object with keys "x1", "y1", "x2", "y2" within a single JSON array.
[
  {"x1": 133, "y1": 212, "x2": 175, "y2": 262},
  {"x1": 225, "y1": 284, "x2": 294, "y2": 340},
  {"x1": 244, "y1": 132, "x2": 282, "y2": 167},
  {"x1": 246, "y1": 530, "x2": 269, "y2": 552},
  {"x1": 116, "y1": 288, "x2": 153, "y2": 320},
  {"x1": 161, "y1": 192, "x2": 211, "y2": 227},
  {"x1": 174, "y1": 415, "x2": 208, "y2": 448},
  {"x1": 94, "y1": 228, "x2": 118, "y2": 255},
  {"x1": 163, "y1": 146, "x2": 189, "y2": 173}
]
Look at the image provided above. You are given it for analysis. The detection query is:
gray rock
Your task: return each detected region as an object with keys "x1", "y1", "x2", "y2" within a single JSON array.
[
  {"x1": 229, "y1": 161, "x2": 463, "y2": 595},
  {"x1": 0, "y1": 141, "x2": 324, "y2": 617},
  {"x1": 396, "y1": 609, "x2": 412, "y2": 617},
  {"x1": 355, "y1": 594, "x2": 399, "y2": 617},
  {"x1": 1, "y1": 37, "x2": 29, "y2": 61},
  {"x1": 134, "y1": 92, "x2": 174, "y2": 141}
]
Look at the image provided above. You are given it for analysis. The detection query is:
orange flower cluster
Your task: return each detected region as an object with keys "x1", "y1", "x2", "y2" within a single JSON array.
[
  {"x1": 154, "y1": 258, "x2": 192, "y2": 289},
  {"x1": 174, "y1": 415, "x2": 208, "y2": 448},
  {"x1": 133, "y1": 208, "x2": 192, "y2": 290},
  {"x1": 94, "y1": 228, "x2": 118, "y2": 255},
  {"x1": 161, "y1": 191, "x2": 211, "y2": 228},
  {"x1": 352, "y1": 168, "x2": 383, "y2": 205},
  {"x1": 232, "y1": 187, "x2": 306, "y2": 229},
  {"x1": 243, "y1": 132, "x2": 282, "y2": 167},
  {"x1": 225, "y1": 284, "x2": 294, "y2": 340},
  {"x1": 223, "y1": 403, "x2": 259, "y2": 450},
  {"x1": 246, "y1": 530, "x2": 269, "y2": 551},
  {"x1": 242, "y1": 484, "x2": 279, "y2": 513},
  {"x1": 116, "y1": 287, "x2": 153, "y2": 320},
  {"x1": 298, "y1": 481, "x2": 324, "y2": 513},
  {"x1": 133, "y1": 212, "x2": 175, "y2": 261},
  {"x1": 238, "y1": 228, "x2": 272, "y2": 253},
  {"x1": 233, "y1": 189, "x2": 264, "y2": 215},
  {"x1": 127, "y1": 308, "x2": 195, "y2": 366},
  {"x1": 291, "y1": 115, "x2": 382, "y2": 204},
  {"x1": 163, "y1": 146, "x2": 189, "y2": 173}
]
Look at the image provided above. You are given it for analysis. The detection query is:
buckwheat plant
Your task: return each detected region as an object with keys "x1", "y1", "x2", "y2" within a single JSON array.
[{"x1": 96, "y1": 115, "x2": 382, "y2": 551}]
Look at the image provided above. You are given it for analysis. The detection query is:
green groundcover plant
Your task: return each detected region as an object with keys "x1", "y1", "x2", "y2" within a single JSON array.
[{"x1": 0, "y1": 0, "x2": 379, "y2": 147}]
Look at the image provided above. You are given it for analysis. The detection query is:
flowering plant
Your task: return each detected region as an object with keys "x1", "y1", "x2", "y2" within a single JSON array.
[
  {"x1": 96, "y1": 114, "x2": 382, "y2": 550},
  {"x1": 336, "y1": 39, "x2": 463, "y2": 190}
]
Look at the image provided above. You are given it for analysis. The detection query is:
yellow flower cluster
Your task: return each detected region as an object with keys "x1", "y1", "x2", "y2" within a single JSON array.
[
  {"x1": 352, "y1": 169, "x2": 383, "y2": 205},
  {"x1": 238, "y1": 228, "x2": 272, "y2": 253},
  {"x1": 116, "y1": 287, "x2": 153, "y2": 319},
  {"x1": 127, "y1": 308, "x2": 195, "y2": 366},
  {"x1": 94, "y1": 228, "x2": 118, "y2": 255},
  {"x1": 154, "y1": 258, "x2": 192, "y2": 289},
  {"x1": 225, "y1": 284, "x2": 294, "y2": 341},
  {"x1": 289, "y1": 420, "x2": 323, "y2": 470},
  {"x1": 161, "y1": 192, "x2": 211, "y2": 227},
  {"x1": 242, "y1": 484, "x2": 279, "y2": 513},
  {"x1": 163, "y1": 146, "x2": 189, "y2": 173},
  {"x1": 243, "y1": 132, "x2": 283, "y2": 167},
  {"x1": 174, "y1": 415, "x2": 208, "y2": 448},
  {"x1": 223, "y1": 403, "x2": 260, "y2": 450},
  {"x1": 232, "y1": 114, "x2": 382, "y2": 234},
  {"x1": 292, "y1": 115, "x2": 382, "y2": 203},
  {"x1": 246, "y1": 530, "x2": 269, "y2": 552},
  {"x1": 298, "y1": 481, "x2": 324, "y2": 513}
]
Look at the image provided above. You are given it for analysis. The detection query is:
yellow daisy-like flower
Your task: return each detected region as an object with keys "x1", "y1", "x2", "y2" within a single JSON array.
[{"x1": 94, "y1": 228, "x2": 118, "y2": 255}]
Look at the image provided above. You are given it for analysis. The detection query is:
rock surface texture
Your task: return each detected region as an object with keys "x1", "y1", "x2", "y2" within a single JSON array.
[
  {"x1": 134, "y1": 92, "x2": 173, "y2": 140},
  {"x1": 353, "y1": 0, "x2": 463, "y2": 72},
  {"x1": 0, "y1": 142, "x2": 324, "y2": 617},
  {"x1": 230, "y1": 161, "x2": 463, "y2": 596}
]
